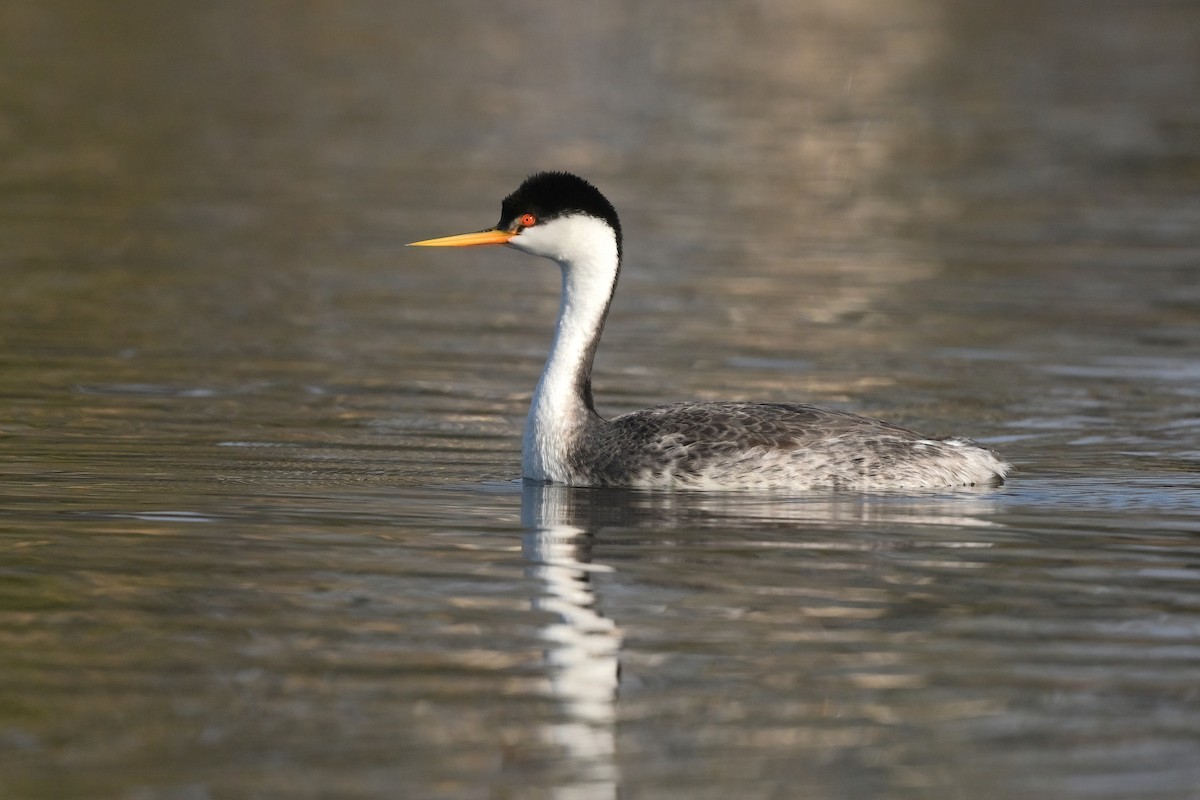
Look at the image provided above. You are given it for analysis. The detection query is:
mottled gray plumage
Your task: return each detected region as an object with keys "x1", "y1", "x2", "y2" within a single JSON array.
[{"x1": 569, "y1": 401, "x2": 1007, "y2": 490}]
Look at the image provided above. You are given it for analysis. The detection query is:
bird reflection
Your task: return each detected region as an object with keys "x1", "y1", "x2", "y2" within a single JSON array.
[
  {"x1": 518, "y1": 480, "x2": 1004, "y2": 798},
  {"x1": 522, "y1": 483, "x2": 623, "y2": 800}
]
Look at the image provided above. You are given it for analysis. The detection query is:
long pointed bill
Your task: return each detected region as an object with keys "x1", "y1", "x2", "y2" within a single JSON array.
[{"x1": 407, "y1": 229, "x2": 513, "y2": 247}]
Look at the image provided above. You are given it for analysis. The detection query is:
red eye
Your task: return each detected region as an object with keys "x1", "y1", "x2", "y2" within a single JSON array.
[{"x1": 519, "y1": 213, "x2": 537, "y2": 228}]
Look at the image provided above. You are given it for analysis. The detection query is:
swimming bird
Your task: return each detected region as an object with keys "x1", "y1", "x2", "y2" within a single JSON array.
[{"x1": 409, "y1": 172, "x2": 1010, "y2": 490}]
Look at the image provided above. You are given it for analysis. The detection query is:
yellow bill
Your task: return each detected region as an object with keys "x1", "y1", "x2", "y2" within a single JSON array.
[{"x1": 407, "y1": 229, "x2": 513, "y2": 247}]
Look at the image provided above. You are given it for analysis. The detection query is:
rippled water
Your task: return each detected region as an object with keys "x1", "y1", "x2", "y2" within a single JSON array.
[{"x1": 3, "y1": 2, "x2": 1200, "y2": 798}]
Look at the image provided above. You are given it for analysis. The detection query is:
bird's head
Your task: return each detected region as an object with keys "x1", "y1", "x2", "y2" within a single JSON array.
[{"x1": 408, "y1": 172, "x2": 622, "y2": 268}]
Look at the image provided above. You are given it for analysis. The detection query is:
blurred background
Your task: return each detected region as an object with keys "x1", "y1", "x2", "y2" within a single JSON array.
[{"x1": 5, "y1": 1, "x2": 1198, "y2": 462}]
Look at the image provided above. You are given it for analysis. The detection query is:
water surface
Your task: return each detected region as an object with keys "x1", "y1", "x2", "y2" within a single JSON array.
[{"x1": 3, "y1": 2, "x2": 1200, "y2": 798}]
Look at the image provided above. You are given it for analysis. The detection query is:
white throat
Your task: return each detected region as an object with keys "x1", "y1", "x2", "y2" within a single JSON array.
[{"x1": 516, "y1": 215, "x2": 620, "y2": 482}]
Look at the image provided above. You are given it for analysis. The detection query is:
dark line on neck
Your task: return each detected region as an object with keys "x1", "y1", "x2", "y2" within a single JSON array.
[{"x1": 571, "y1": 257, "x2": 620, "y2": 421}]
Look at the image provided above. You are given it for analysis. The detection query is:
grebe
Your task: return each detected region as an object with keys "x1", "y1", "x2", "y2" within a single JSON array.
[{"x1": 409, "y1": 172, "x2": 1010, "y2": 490}]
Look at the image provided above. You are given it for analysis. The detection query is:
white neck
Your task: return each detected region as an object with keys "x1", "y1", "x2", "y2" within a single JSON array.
[{"x1": 516, "y1": 216, "x2": 620, "y2": 483}]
